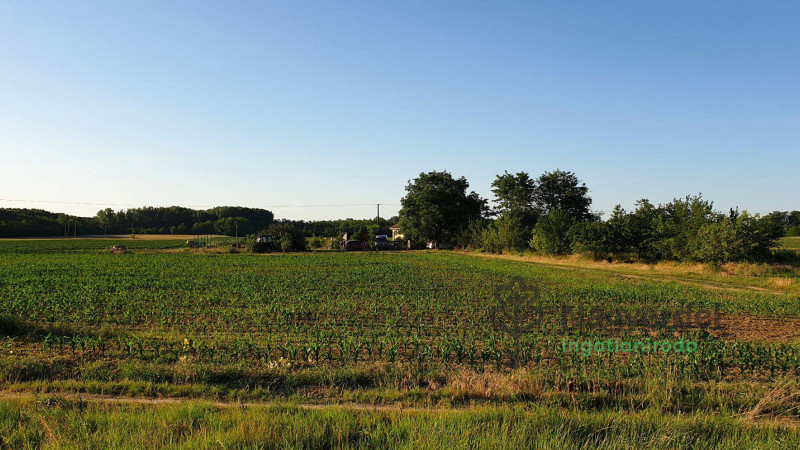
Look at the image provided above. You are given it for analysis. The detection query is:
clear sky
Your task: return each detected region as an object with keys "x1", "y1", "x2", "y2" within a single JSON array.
[{"x1": 1, "y1": 1, "x2": 798, "y2": 220}]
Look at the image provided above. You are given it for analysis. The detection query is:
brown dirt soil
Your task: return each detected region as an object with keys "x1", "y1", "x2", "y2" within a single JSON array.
[{"x1": 714, "y1": 315, "x2": 800, "y2": 343}]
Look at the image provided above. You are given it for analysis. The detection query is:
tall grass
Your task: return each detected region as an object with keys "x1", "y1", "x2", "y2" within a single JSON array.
[{"x1": 1, "y1": 399, "x2": 799, "y2": 449}]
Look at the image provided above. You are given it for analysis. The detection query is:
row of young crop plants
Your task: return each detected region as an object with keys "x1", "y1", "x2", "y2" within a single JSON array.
[{"x1": 37, "y1": 328, "x2": 800, "y2": 379}]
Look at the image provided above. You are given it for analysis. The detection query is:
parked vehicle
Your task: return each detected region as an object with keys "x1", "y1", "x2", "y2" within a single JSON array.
[
  {"x1": 344, "y1": 240, "x2": 369, "y2": 251},
  {"x1": 374, "y1": 235, "x2": 391, "y2": 250},
  {"x1": 252, "y1": 234, "x2": 275, "y2": 252},
  {"x1": 256, "y1": 234, "x2": 274, "y2": 244}
]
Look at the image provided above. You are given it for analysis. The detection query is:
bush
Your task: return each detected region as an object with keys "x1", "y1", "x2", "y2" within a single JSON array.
[
  {"x1": 571, "y1": 221, "x2": 614, "y2": 259},
  {"x1": 245, "y1": 223, "x2": 307, "y2": 253},
  {"x1": 455, "y1": 220, "x2": 488, "y2": 250},
  {"x1": 482, "y1": 214, "x2": 529, "y2": 253},
  {"x1": 690, "y1": 212, "x2": 784, "y2": 263},
  {"x1": 267, "y1": 223, "x2": 307, "y2": 252},
  {"x1": 530, "y1": 210, "x2": 574, "y2": 255},
  {"x1": 330, "y1": 236, "x2": 345, "y2": 251},
  {"x1": 692, "y1": 220, "x2": 739, "y2": 263},
  {"x1": 308, "y1": 235, "x2": 325, "y2": 251}
]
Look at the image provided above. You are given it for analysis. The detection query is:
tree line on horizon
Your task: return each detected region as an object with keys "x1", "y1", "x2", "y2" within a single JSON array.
[
  {"x1": 398, "y1": 170, "x2": 799, "y2": 263},
  {"x1": 1, "y1": 170, "x2": 798, "y2": 263},
  {"x1": 0, "y1": 206, "x2": 275, "y2": 238},
  {"x1": 0, "y1": 206, "x2": 398, "y2": 242}
]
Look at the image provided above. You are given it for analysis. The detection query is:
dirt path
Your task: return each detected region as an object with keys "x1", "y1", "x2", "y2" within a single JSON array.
[
  {"x1": 462, "y1": 252, "x2": 792, "y2": 295},
  {"x1": 0, "y1": 391, "x2": 456, "y2": 413}
]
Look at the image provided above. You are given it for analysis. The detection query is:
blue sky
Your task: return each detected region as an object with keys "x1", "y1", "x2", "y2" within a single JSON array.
[{"x1": 1, "y1": 1, "x2": 798, "y2": 220}]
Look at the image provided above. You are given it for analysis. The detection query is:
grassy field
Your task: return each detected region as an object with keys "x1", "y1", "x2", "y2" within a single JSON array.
[
  {"x1": 1, "y1": 239, "x2": 799, "y2": 447},
  {"x1": 781, "y1": 236, "x2": 800, "y2": 251}
]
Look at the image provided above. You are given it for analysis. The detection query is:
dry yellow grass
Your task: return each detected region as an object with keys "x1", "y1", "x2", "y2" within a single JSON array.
[
  {"x1": 89, "y1": 234, "x2": 229, "y2": 240},
  {"x1": 448, "y1": 368, "x2": 545, "y2": 400},
  {"x1": 457, "y1": 250, "x2": 800, "y2": 295},
  {"x1": 0, "y1": 234, "x2": 229, "y2": 241},
  {"x1": 745, "y1": 377, "x2": 800, "y2": 423}
]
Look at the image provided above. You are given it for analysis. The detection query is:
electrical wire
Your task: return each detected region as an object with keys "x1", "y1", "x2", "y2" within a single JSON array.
[{"x1": 0, "y1": 198, "x2": 400, "y2": 209}]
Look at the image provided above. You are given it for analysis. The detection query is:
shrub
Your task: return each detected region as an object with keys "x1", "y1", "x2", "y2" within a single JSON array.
[
  {"x1": 530, "y1": 210, "x2": 574, "y2": 255},
  {"x1": 482, "y1": 214, "x2": 529, "y2": 253},
  {"x1": 308, "y1": 235, "x2": 325, "y2": 252},
  {"x1": 455, "y1": 220, "x2": 488, "y2": 250},
  {"x1": 330, "y1": 236, "x2": 345, "y2": 251},
  {"x1": 571, "y1": 221, "x2": 614, "y2": 259},
  {"x1": 690, "y1": 212, "x2": 784, "y2": 263},
  {"x1": 267, "y1": 223, "x2": 307, "y2": 252}
]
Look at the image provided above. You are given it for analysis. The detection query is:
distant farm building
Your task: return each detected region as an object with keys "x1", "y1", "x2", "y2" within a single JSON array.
[{"x1": 390, "y1": 224, "x2": 403, "y2": 240}]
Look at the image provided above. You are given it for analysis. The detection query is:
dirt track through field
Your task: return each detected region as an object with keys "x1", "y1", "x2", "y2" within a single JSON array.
[
  {"x1": 0, "y1": 391, "x2": 458, "y2": 413},
  {"x1": 463, "y1": 252, "x2": 793, "y2": 295}
]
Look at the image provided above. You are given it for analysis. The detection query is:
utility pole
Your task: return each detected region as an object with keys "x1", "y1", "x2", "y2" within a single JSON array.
[
  {"x1": 235, "y1": 221, "x2": 238, "y2": 238},
  {"x1": 377, "y1": 203, "x2": 380, "y2": 226}
]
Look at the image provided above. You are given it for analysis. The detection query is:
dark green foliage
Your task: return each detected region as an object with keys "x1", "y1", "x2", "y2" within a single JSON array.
[
  {"x1": 267, "y1": 222, "x2": 307, "y2": 252},
  {"x1": 571, "y1": 221, "x2": 614, "y2": 259},
  {"x1": 692, "y1": 212, "x2": 785, "y2": 263},
  {"x1": 650, "y1": 195, "x2": 717, "y2": 261},
  {"x1": 482, "y1": 214, "x2": 530, "y2": 253},
  {"x1": 1, "y1": 206, "x2": 274, "y2": 238},
  {"x1": 213, "y1": 217, "x2": 249, "y2": 236},
  {"x1": 455, "y1": 219, "x2": 489, "y2": 250},
  {"x1": 282, "y1": 217, "x2": 397, "y2": 240},
  {"x1": 625, "y1": 200, "x2": 662, "y2": 260},
  {"x1": 531, "y1": 210, "x2": 575, "y2": 255},
  {"x1": 491, "y1": 171, "x2": 538, "y2": 226},
  {"x1": 767, "y1": 210, "x2": 800, "y2": 236},
  {"x1": 583, "y1": 196, "x2": 785, "y2": 263},
  {"x1": 0, "y1": 208, "x2": 102, "y2": 237},
  {"x1": 308, "y1": 235, "x2": 325, "y2": 251},
  {"x1": 245, "y1": 222, "x2": 307, "y2": 253},
  {"x1": 533, "y1": 170, "x2": 594, "y2": 222},
  {"x1": 399, "y1": 171, "x2": 488, "y2": 245}
]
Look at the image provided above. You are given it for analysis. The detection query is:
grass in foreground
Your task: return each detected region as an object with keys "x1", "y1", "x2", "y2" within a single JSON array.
[
  {"x1": 1, "y1": 397, "x2": 799, "y2": 449},
  {"x1": 1, "y1": 238, "x2": 799, "y2": 447}
]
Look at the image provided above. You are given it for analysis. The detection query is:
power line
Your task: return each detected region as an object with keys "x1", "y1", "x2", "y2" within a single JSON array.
[
  {"x1": 0, "y1": 198, "x2": 144, "y2": 207},
  {"x1": 0, "y1": 198, "x2": 400, "y2": 209}
]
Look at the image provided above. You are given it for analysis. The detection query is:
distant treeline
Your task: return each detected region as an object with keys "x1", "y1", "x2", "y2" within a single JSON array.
[
  {"x1": 0, "y1": 206, "x2": 275, "y2": 238},
  {"x1": 285, "y1": 218, "x2": 398, "y2": 240},
  {"x1": 396, "y1": 170, "x2": 800, "y2": 263},
  {"x1": 0, "y1": 206, "x2": 400, "y2": 239},
  {"x1": 94, "y1": 206, "x2": 275, "y2": 236},
  {"x1": 0, "y1": 209, "x2": 101, "y2": 238}
]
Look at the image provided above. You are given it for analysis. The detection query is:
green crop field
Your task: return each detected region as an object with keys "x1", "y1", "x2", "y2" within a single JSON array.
[
  {"x1": 781, "y1": 236, "x2": 800, "y2": 251},
  {"x1": 1, "y1": 239, "x2": 799, "y2": 448}
]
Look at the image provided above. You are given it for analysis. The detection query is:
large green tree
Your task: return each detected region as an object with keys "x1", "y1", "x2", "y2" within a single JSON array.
[
  {"x1": 533, "y1": 170, "x2": 594, "y2": 222},
  {"x1": 491, "y1": 171, "x2": 537, "y2": 222},
  {"x1": 399, "y1": 171, "x2": 487, "y2": 245}
]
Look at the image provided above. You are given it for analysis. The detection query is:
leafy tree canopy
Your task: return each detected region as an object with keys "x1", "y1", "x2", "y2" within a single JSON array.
[
  {"x1": 491, "y1": 171, "x2": 536, "y2": 217},
  {"x1": 533, "y1": 169, "x2": 593, "y2": 222},
  {"x1": 399, "y1": 171, "x2": 487, "y2": 244}
]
